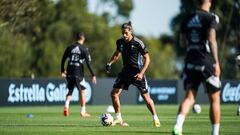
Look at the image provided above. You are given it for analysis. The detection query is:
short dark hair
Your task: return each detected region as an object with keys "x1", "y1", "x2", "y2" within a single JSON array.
[
  {"x1": 75, "y1": 32, "x2": 85, "y2": 40},
  {"x1": 194, "y1": 0, "x2": 206, "y2": 6},
  {"x1": 121, "y1": 21, "x2": 132, "y2": 30}
]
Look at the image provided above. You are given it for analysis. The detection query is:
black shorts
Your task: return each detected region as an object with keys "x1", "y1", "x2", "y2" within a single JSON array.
[
  {"x1": 113, "y1": 71, "x2": 148, "y2": 94},
  {"x1": 66, "y1": 77, "x2": 86, "y2": 96},
  {"x1": 183, "y1": 63, "x2": 221, "y2": 93}
]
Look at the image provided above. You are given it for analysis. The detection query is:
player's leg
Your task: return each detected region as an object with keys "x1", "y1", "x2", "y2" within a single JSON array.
[
  {"x1": 135, "y1": 76, "x2": 157, "y2": 115},
  {"x1": 141, "y1": 92, "x2": 161, "y2": 127},
  {"x1": 111, "y1": 73, "x2": 129, "y2": 126},
  {"x1": 64, "y1": 94, "x2": 72, "y2": 116},
  {"x1": 236, "y1": 55, "x2": 240, "y2": 115},
  {"x1": 76, "y1": 78, "x2": 90, "y2": 117},
  {"x1": 178, "y1": 89, "x2": 197, "y2": 115},
  {"x1": 79, "y1": 89, "x2": 91, "y2": 117},
  {"x1": 63, "y1": 77, "x2": 74, "y2": 116},
  {"x1": 237, "y1": 104, "x2": 240, "y2": 116},
  {"x1": 135, "y1": 76, "x2": 160, "y2": 127},
  {"x1": 205, "y1": 74, "x2": 221, "y2": 135},
  {"x1": 172, "y1": 89, "x2": 197, "y2": 135},
  {"x1": 111, "y1": 88, "x2": 128, "y2": 126},
  {"x1": 110, "y1": 72, "x2": 130, "y2": 126},
  {"x1": 208, "y1": 91, "x2": 221, "y2": 135},
  {"x1": 173, "y1": 70, "x2": 200, "y2": 135},
  {"x1": 141, "y1": 92, "x2": 156, "y2": 115},
  {"x1": 65, "y1": 94, "x2": 72, "y2": 108},
  {"x1": 111, "y1": 88, "x2": 122, "y2": 114}
]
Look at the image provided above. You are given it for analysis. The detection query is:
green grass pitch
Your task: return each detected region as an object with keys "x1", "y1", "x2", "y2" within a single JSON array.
[{"x1": 0, "y1": 105, "x2": 239, "y2": 135}]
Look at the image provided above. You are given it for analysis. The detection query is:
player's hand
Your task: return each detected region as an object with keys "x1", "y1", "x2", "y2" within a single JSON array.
[
  {"x1": 61, "y1": 71, "x2": 67, "y2": 78},
  {"x1": 135, "y1": 72, "x2": 144, "y2": 81},
  {"x1": 92, "y1": 76, "x2": 97, "y2": 84},
  {"x1": 214, "y1": 62, "x2": 221, "y2": 77},
  {"x1": 105, "y1": 63, "x2": 111, "y2": 73}
]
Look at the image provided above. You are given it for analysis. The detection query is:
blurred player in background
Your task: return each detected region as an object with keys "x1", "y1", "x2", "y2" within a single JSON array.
[
  {"x1": 235, "y1": 44, "x2": 240, "y2": 116},
  {"x1": 172, "y1": 0, "x2": 221, "y2": 135},
  {"x1": 61, "y1": 32, "x2": 97, "y2": 117},
  {"x1": 105, "y1": 21, "x2": 161, "y2": 127}
]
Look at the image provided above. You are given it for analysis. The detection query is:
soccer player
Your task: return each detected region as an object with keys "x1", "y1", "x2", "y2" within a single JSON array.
[
  {"x1": 172, "y1": 0, "x2": 221, "y2": 135},
  {"x1": 237, "y1": 104, "x2": 240, "y2": 116},
  {"x1": 105, "y1": 21, "x2": 161, "y2": 127},
  {"x1": 61, "y1": 32, "x2": 97, "y2": 117},
  {"x1": 236, "y1": 54, "x2": 240, "y2": 116}
]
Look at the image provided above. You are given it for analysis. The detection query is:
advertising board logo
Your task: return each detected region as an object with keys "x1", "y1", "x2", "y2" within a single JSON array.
[
  {"x1": 222, "y1": 83, "x2": 240, "y2": 102},
  {"x1": 7, "y1": 82, "x2": 92, "y2": 103},
  {"x1": 138, "y1": 86, "x2": 176, "y2": 102}
]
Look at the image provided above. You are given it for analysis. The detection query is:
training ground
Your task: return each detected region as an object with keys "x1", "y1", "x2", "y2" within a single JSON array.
[{"x1": 0, "y1": 105, "x2": 239, "y2": 135}]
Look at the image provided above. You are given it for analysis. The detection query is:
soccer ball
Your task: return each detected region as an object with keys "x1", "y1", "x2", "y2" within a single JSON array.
[
  {"x1": 192, "y1": 104, "x2": 201, "y2": 114},
  {"x1": 100, "y1": 113, "x2": 114, "y2": 126}
]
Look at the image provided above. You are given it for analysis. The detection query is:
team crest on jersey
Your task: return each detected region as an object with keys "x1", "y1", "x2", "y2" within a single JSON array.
[
  {"x1": 120, "y1": 44, "x2": 123, "y2": 51},
  {"x1": 187, "y1": 15, "x2": 202, "y2": 28},
  {"x1": 131, "y1": 45, "x2": 137, "y2": 51}
]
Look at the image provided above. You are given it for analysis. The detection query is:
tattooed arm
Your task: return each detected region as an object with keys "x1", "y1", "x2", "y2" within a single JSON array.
[{"x1": 208, "y1": 28, "x2": 221, "y2": 77}]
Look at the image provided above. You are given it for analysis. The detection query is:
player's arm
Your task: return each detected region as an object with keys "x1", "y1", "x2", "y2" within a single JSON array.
[
  {"x1": 136, "y1": 53, "x2": 150, "y2": 81},
  {"x1": 179, "y1": 16, "x2": 187, "y2": 48},
  {"x1": 61, "y1": 48, "x2": 68, "y2": 78},
  {"x1": 84, "y1": 49, "x2": 97, "y2": 84},
  {"x1": 208, "y1": 28, "x2": 221, "y2": 77},
  {"x1": 106, "y1": 50, "x2": 121, "y2": 73},
  {"x1": 107, "y1": 50, "x2": 121, "y2": 65},
  {"x1": 179, "y1": 33, "x2": 187, "y2": 48}
]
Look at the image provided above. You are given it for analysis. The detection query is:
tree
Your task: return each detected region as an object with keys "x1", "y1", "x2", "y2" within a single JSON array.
[
  {"x1": 36, "y1": 21, "x2": 72, "y2": 77},
  {"x1": 0, "y1": 0, "x2": 178, "y2": 79},
  {"x1": 90, "y1": 0, "x2": 133, "y2": 24},
  {"x1": 0, "y1": 27, "x2": 32, "y2": 77},
  {"x1": 142, "y1": 37, "x2": 177, "y2": 79},
  {"x1": 0, "y1": 0, "x2": 57, "y2": 77}
]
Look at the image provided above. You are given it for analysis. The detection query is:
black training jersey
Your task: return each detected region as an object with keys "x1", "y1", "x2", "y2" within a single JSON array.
[
  {"x1": 61, "y1": 42, "x2": 95, "y2": 78},
  {"x1": 180, "y1": 9, "x2": 218, "y2": 65},
  {"x1": 116, "y1": 37, "x2": 148, "y2": 74}
]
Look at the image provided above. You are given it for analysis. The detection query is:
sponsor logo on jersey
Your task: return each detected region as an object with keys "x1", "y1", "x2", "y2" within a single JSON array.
[
  {"x1": 187, "y1": 15, "x2": 202, "y2": 28},
  {"x1": 71, "y1": 46, "x2": 81, "y2": 54}
]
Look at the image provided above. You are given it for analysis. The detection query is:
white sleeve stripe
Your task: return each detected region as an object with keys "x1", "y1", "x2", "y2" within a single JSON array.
[{"x1": 134, "y1": 37, "x2": 145, "y2": 49}]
